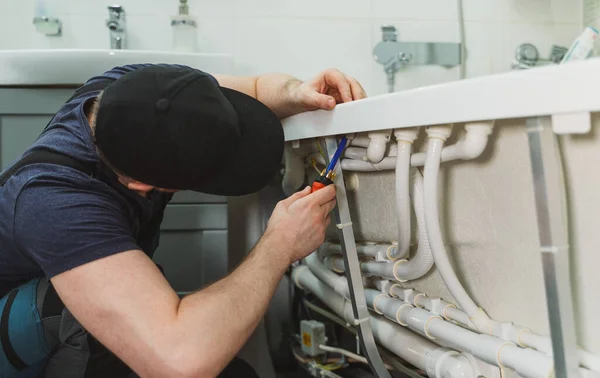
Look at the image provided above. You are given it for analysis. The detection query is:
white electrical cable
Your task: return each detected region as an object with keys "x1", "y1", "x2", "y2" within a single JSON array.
[{"x1": 319, "y1": 345, "x2": 368, "y2": 364}]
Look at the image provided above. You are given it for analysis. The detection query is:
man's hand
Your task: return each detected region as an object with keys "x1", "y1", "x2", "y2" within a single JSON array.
[
  {"x1": 263, "y1": 185, "x2": 336, "y2": 265},
  {"x1": 214, "y1": 68, "x2": 367, "y2": 119},
  {"x1": 290, "y1": 68, "x2": 367, "y2": 113}
]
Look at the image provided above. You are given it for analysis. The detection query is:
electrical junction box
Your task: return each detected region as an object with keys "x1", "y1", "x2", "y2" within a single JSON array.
[{"x1": 300, "y1": 320, "x2": 326, "y2": 356}]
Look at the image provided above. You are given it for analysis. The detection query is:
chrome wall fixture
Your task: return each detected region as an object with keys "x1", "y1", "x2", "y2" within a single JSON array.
[{"x1": 373, "y1": 25, "x2": 462, "y2": 92}]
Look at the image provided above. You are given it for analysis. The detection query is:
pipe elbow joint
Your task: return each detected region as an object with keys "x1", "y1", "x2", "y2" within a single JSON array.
[
  {"x1": 459, "y1": 122, "x2": 494, "y2": 160},
  {"x1": 458, "y1": 134, "x2": 489, "y2": 160},
  {"x1": 367, "y1": 130, "x2": 392, "y2": 163}
]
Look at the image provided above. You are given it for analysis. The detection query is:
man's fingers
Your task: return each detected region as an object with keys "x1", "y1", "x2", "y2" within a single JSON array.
[
  {"x1": 310, "y1": 184, "x2": 336, "y2": 205},
  {"x1": 308, "y1": 92, "x2": 336, "y2": 110},
  {"x1": 345, "y1": 74, "x2": 367, "y2": 100},
  {"x1": 321, "y1": 199, "x2": 337, "y2": 215},
  {"x1": 323, "y1": 69, "x2": 353, "y2": 103},
  {"x1": 283, "y1": 186, "x2": 311, "y2": 205}
]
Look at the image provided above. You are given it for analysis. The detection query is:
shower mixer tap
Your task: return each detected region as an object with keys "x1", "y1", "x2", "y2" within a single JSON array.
[
  {"x1": 106, "y1": 5, "x2": 126, "y2": 50},
  {"x1": 373, "y1": 25, "x2": 462, "y2": 92}
]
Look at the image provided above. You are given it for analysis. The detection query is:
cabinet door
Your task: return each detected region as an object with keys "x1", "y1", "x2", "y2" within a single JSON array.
[
  {"x1": 153, "y1": 204, "x2": 228, "y2": 294},
  {"x1": 0, "y1": 115, "x2": 50, "y2": 169}
]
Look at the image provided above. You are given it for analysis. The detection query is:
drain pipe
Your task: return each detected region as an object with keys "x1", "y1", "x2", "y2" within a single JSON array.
[
  {"x1": 392, "y1": 169, "x2": 434, "y2": 280},
  {"x1": 340, "y1": 122, "x2": 494, "y2": 171},
  {"x1": 423, "y1": 124, "x2": 495, "y2": 333},
  {"x1": 390, "y1": 128, "x2": 420, "y2": 260},
  {"x1": 321, "y1": 242, "x2": 393, "y2": 261},
  {"x1": 388, "y1": 284, "x2": 600, "y2": 373},
  {"x1": 305, "y1": 252, "x2": 349, "y2": 298},
  {"x1": 364, "y1": 290, "x2": 555, "y2": 378},
  {"x1": 411, "y1": 122, "x2": 494, "y2": 165},
  {"x1": 367, "y1": 130, "x2": 392, "y2": 163},
  {"x1": 324, "y1": 170, "x2": 433, "y2": 282},
  {"x1": 293, "y1": 266, "x2": 477, "y2": 378}
]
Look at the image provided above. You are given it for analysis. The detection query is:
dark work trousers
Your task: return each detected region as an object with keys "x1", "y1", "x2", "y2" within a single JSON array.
[{"x1": 0, "y1": 277, "x2": 260, "y2": 378}]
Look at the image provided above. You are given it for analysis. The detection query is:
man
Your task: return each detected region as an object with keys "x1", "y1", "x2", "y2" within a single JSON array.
[{"x1": 0, "y1": 64, "x2": 365, "y2": 377}]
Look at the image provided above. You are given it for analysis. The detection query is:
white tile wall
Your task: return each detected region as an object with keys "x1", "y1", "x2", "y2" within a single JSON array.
[{"x1": 0, "y1": 0, "x2": 584, "y2": 95}]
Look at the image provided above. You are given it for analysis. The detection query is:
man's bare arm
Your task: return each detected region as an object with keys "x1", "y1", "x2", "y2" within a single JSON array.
[
  {"x1": 213, "y1": 69, "x2": 366, "y2": 118},
  {"x1": 51, "y1": 185, "x2": 336, "y2": 378}
]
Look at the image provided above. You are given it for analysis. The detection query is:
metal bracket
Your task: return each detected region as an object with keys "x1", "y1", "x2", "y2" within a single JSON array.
[
  {"x1": 525, "y1": 117, "x2": 579, "y2": 378},
  {"x1": 323, "y1": 137, "x2": 391, "y2": 378}
]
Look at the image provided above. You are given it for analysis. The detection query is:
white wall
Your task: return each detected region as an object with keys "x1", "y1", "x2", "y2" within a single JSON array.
[{"x1": 0, "y1": 0, "x2": 583, "y2": 95}]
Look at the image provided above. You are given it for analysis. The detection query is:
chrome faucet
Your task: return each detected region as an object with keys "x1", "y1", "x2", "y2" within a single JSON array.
[
  {"x1": 373, "y1": 25, "x2": 462, "y2": 92},
  {"x1": 106, "y1": 5, "x2": 126, "y2": 49}
]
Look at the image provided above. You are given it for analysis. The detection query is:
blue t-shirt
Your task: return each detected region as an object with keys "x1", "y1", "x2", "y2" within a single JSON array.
[{"x1": 0, "y1": 64, "x2": 185, "y2": 297}]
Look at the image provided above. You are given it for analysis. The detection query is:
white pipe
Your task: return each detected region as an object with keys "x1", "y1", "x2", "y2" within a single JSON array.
[
  {"x1": 341, "y1": 122, "x2": 494, "y2": 171},
  {"x1": 394, "y1": 142, "x2": 411, "y2": 260},
  {"x1": 324, "y1": 257, "x2": 395, "y2": 281},
  {"x1": 323, "y1": 256, "x2": 346, "y2": 273},
  {"x1": 390, "y1": 128, "x2": 419, "y2": 260},
  {"x1": 423, "y1": 126, "x2": 493, "y2": 332},
  {"x1": 344, "y1": 147, "x2": 369, "y2": 161},
  {"x1": 362, "y1": 261, "x2": 395, "y2": 279},
  {"x1": 293, "y1": 266, "x2": 476, "y2": 378},
  {"x1": 390, "y1": 285, "x2": 600, "y2": 373},
  {"x1": 367, "y1": 130, "x2": 392, "y2": 163},
  {"x1": 323, "y1": 171, "x2": 432, "y2": 282},
  {"x1": 282, "y1": 144, "x2": 306, "y2": 196},
  {"x1": 410, "y1": 122, "x2": 494, "y2": 165},
  {"x1": 393, "y1": 169, "x2": 434, "y2": 280},
  {"x1": 341, "y1": 156, "x2": 396, "y2": 171},
  {"x1": 321, "y1": 242, "x2": 394, "y2": 260},
  {"x1": 294, "y1": 266, "x2": 347, "y2": 316},
  {"x1": 349, "y1": 136, "x2": 371, "y2": 148},
  {"x1": 305, "y1": 252, "x2": 349, "y2": 298},
  {"x1": 365, "y1": 290, "x2": 554, "y2": 378}
]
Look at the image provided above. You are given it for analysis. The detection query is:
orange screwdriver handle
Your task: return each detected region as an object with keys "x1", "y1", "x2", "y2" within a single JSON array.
[{"x1": 311, "y1": 175, "x2": 334, "y2": 193}]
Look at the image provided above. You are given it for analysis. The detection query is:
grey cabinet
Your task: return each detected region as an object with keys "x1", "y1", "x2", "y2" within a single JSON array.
[
  {"x1": 154, "y1": 202, "x2": 229, "y2": 293},
  {"x1": 0, "y1": 88, "x2": 229, "y2": 292},
  {"x1": 0, "y1": 115, "x2": 50, "y2": 169}
]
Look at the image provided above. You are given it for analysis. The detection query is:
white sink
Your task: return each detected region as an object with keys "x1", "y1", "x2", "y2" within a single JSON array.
[{"x1": 0, "y1": 49, "x2": 234, "y2": 86}]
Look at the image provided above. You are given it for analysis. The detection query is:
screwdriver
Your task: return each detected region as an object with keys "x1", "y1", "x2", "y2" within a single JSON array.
[{"x1": 311, "y1": 136, "x2": 348, "y2": 193}]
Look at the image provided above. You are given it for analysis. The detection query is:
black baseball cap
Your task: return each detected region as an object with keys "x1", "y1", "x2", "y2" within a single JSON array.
[{"x1": 94, "y1": 65, "x2": 284, "y2": 196}]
